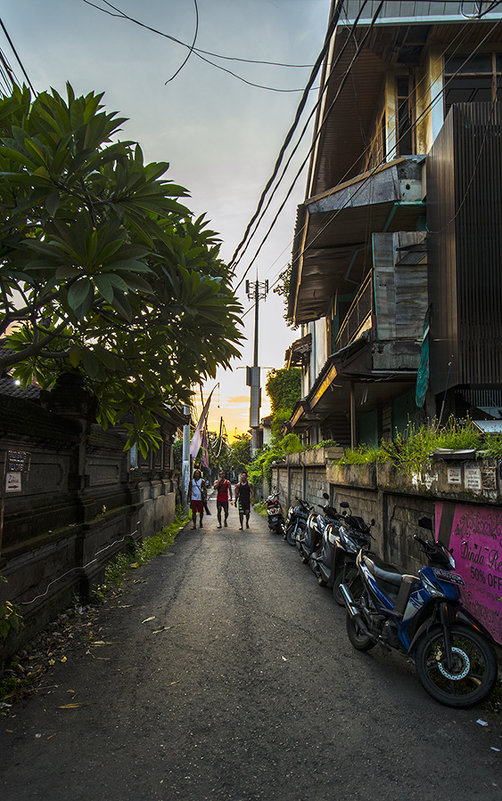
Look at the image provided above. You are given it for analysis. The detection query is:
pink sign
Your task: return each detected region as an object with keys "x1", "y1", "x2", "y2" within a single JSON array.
[{"x1": 435, "y1": 503, "x2": 502, "y2": 645}]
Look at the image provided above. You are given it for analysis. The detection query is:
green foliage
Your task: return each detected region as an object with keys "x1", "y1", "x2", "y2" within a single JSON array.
[
  {"x1": 0, "y1": 576, "x2": 23, "y2": 641},
  {"x1": 338, "y1": 418, "x2": 502, "y2": 475},
  {"x1": 265, "y1": 367, "x2": 301, "y2": 416},
  {"x1": 282, "y1": 433, "x2": 302, "y2": 454},
  {"x1": 228, "y1": 434, "x2": 251, "y2": 475},
  {"x1": 99, "y1": 507, "x2": 189, "y2": 593},
  {"x1": 273, "y1": 263, "x2": 298, "y2": 329},
  {"x1": 0, "y1": 84, "x2": 242, "y2": 453}
]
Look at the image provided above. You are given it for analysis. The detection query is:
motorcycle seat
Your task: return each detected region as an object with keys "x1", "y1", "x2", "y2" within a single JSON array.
[{"x1": 363, "y1": 553, "x2": 402, "y2": 587}]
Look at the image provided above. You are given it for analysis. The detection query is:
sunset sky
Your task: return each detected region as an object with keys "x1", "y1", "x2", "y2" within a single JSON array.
[{"x1": 2, "y1": 0, "x2": 330, "y2": 437}]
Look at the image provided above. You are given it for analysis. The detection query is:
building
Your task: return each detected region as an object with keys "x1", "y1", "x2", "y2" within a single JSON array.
[{"x1": 286, "y1": 0, "x2": 502, "y2": 447}]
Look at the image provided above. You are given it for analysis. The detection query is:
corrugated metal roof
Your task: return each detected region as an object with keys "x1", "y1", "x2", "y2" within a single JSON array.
[{"x1": 340, "y1": 1, "x2": 502, "y2": 24}]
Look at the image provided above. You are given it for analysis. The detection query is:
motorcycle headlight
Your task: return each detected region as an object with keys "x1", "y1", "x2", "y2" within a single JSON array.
[{"x1": 421, "y1": 572, "x2": 444, "y2": 598}]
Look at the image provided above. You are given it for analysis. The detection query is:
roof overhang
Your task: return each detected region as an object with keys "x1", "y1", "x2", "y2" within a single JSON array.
[{"x1": 289, "y1": 156, "x2": 425, "y2": 324}]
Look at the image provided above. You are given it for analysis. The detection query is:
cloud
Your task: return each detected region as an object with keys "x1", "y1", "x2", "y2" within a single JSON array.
[{"x1": 227, "y1": 395, "x2": 250, "y2": 405}]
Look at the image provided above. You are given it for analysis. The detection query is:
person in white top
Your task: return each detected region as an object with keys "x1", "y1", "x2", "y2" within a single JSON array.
[{"x1": 188, "y1": 469, "x2": 206, "y2": 529}]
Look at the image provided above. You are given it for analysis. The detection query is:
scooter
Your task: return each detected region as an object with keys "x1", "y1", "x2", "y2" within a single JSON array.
[
  {"x1": 340, "y1": 516, "x2": 498, "y2": 707},
  {"x1": 298, "y1": 492, "x2": 339, "y2": 564},
  {"x1": 284, "y1": 497, "x2": 314, "y2": 547},
  {"x1": 266, "y1": 490, "x2": 285, "y2": 536},
  {"x1": 310, "y1": 501, "x2": 374, "y2": 599}
]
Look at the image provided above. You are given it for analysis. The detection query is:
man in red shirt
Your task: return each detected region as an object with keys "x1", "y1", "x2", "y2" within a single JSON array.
[{"x1": 214, "y1": 470, "x2": 233, "y2": 529}]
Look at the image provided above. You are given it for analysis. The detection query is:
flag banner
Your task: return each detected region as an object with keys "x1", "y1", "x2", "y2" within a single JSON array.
[
  {"x1": 201, "y1": 424, "x2": 210, "y2": 468},
  {"x1": 190, "y1": 388, "x2": 214, "y2": 459}
]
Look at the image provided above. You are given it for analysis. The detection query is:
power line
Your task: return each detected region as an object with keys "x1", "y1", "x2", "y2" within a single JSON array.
[
  {"x1": 233, "y1": 0, "x2": 385, "y2": 292},
  {"x1": 82, "y1": 0, "x2": 317, "y2": 92},
  {"x1": 238, "y1": 17, "x2": 502, "y2": 323},
  {"x1": 234, "y1": 15, "x2": 489, "y2": 293},
  {"x1": 165, "y1": 0, "x2": 199, "y2": 84},
  {"x1": 228, "y1": 0, "x2": 352, "y2": 269},
  {"x1": 0, "y1": 17, "x2": 36, "y2": 95},
  {"x1": 230, "y1": 0, "x2": 372, "y2": 274},
  {"x1": 83, "y1": 0, "x2": 314, "y2": 68}
]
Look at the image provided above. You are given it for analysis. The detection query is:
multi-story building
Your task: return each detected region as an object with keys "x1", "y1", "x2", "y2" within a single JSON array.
[{"x1": 286, "y1": 0, "x2": 502, "y2": 447}]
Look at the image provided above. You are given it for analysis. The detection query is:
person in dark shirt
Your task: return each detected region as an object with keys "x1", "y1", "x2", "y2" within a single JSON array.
[{"x1": 234, "y1": 471, "x2": 254, "y2": 530}]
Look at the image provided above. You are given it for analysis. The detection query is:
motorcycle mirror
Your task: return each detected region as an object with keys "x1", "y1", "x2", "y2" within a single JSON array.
[
  {"x1": 340, "y1": 502, "x2": 350, "y2": 509},
  {"x1": 418, "y1": 516, "x2": 433, "y2": 530},
  {"x1": 370, "y1": 518, "x2": 376, "y2": 526},
  {"x1": 323, "y1": 492, "x2": 330, "y2": 500}
]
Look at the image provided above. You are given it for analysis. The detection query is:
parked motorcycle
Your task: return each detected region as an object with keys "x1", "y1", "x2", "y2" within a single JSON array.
[
  {"x1": 266, "y1": 490, "x2": 285, "y2": 536},
  {"x1": 284, "y1": 497, "x2": 314, "y2": 547},
  {"x1": 340, "y1": 516, "x2": 498, "y2": 707},
  {"x1": 309, "y1": 501, "x2": 374, "y2": 600},
  {"x1": 299, "y1": 492, "x2": 339, "y2": 564}
]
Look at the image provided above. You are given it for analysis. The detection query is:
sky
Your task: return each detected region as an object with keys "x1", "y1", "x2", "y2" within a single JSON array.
[{"x1": 1, "y1": 0, "x2": 331, "y2": 437}]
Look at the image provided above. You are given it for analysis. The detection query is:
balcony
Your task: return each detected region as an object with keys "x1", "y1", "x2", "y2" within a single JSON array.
[{"x1": 335, "y1": 272, "x2": 373, "y2": 352}]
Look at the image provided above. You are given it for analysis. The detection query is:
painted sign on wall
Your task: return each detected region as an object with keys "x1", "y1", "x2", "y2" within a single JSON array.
[{"x1": 435, "y1": 502, "x2": 502, "y2": 645}]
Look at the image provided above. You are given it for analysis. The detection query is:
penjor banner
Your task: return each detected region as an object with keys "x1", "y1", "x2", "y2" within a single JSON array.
[{"x1": 190, "y1": 389, "x2": 215, "y2": 460}]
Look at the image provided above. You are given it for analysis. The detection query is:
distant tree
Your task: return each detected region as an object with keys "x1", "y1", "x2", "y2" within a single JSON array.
[
  {"x1": 0, "y1": 84, "x2": 242, "y2": 455},
  {"x1": 229, "y1": 434, "x2": 252, "y2": 476}
]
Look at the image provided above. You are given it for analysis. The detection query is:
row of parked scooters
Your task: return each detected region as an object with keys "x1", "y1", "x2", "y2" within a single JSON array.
[{"x1": 265, "y1": 490, "x2": 499, "y2": 708}]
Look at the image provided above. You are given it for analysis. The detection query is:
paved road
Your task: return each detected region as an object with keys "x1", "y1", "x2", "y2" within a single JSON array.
[{"x1": 1, "y1": 499, "x2": 501, "y2": 801}]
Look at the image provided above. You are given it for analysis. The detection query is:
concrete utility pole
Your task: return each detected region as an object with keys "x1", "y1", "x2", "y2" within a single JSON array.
[{"x1": 246, "y1": 279, "x2": 269, "y2": 455}]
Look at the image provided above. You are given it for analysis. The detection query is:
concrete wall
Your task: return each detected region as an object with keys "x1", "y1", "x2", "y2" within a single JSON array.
[{"x1": 272, "y1": 451, "x2": 502, "y2": 645}]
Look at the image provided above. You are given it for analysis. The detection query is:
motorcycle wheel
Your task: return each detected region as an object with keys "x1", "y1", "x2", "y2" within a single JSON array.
[
  {"x1": 345, "y1": 579, "x2": 376, "y2": 652},
  {"x1": 414, "y1": 623, "x2": 498, "y2": 708},
  {"x1": 285, "y1": 525, "x2": 297, "y2": 547}
]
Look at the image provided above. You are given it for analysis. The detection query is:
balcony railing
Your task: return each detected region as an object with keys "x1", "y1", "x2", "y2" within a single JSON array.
[{"x1": 334, "y1": 272, "x2": 373, "y2": 352}]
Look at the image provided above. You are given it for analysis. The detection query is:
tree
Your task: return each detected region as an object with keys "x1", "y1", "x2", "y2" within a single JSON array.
[
  {"x1": 228, "y1": 434, "x2": 251, "y2": 475},
  {"x1": 0, "y1": 84, "x2": 242, "y2": 454},
  {"x1": 273, "y1": 264, "x2": 298, "y2": 329},
  {"x1": 266, "y1": 367, "x2": 301, "y2": 425}
]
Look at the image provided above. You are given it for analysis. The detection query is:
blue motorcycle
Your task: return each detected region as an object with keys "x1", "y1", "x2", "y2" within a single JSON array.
[{"x1": 340, "y1": 517, "x2": 498, "y2": 707}]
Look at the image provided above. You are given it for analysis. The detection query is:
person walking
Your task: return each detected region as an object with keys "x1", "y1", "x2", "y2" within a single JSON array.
[
  {"x1": 214, "y1": 470, "x2": 233, "y2": 529},
  {"x1": 234, "y1": 471, "x2": 254, "y2": 530},
  {"x1": 188, "y1": 469, "x2": 205, "y2": 529}
]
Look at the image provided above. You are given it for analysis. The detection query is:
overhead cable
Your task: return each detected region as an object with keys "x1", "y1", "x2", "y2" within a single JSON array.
[
  {"x1": 230, "y1": 0, "x2": 371, "y2": 273},
  {"x1": 165, "y1": 0, "x2": 198, "y2": 84},
  {"x1": 228, "y1": 0, "x2": 351, "y2": 269},
  {"x1": 82, "y1": 0, "x2": 316, "y2": 91},
  {"x1": 233, "y1": 0, "x2": 385, "y2": 292},
  {"x1": 0, "y1": 17, "x2": 36, "y2": 95}
]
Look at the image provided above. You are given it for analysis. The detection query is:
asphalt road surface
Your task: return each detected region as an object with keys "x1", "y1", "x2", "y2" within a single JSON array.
[{"x1": 1, "y1": 499, "x2": 501, "y2": 801}]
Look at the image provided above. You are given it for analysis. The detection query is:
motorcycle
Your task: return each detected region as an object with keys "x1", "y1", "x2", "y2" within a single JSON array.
[
  {"x1": 310, "y1": 501, "x2": 374, "y2": 600},
  {"x1": 298, "y1": 492, "x2": 339, "y2": 564},
  {"x1": 340, "y1": 516, "x2": 498, "y2": 707},
  {"x1": 284, "y1": 496, "x2": 314, "y2": 547},
  {"x1": 266, "y1": 489, "x2": 285, "y2": 536}
]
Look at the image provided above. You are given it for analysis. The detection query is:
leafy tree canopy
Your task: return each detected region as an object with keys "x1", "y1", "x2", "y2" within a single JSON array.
[{"x1": 0, "y1": 84, "x2": 242, "y2": 454}]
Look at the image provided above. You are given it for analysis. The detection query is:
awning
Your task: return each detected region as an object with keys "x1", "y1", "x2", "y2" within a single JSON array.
[{"x1": 289, "y1": 156, "x2": 425, "y2": 325}]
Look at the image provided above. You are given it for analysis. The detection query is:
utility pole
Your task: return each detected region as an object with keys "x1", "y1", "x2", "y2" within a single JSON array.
[{"x1": 246, "y1": 278, "x2": 269, "y2": 455}]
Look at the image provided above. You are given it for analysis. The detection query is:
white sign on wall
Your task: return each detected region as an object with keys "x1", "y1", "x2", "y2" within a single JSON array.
[{"x1": 5, "y1": 472, "x2": 22, "y2": 492}]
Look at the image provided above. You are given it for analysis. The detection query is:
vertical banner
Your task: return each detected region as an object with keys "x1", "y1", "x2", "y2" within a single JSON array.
[{"x1": 190, "y1": 388, "x2": 214, "y2": 460}]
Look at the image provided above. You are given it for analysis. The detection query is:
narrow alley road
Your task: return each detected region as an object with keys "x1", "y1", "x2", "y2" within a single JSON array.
[{"x1": 1, "y1": 498, "x2": 501, "y2": 801}]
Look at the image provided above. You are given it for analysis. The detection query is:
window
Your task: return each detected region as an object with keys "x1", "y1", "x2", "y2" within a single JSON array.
[
  {"x1": 397, "y1": 75, "x2": 414, "y2": 155},
  {"x1": 444, "y1": 52, "x2": 502, "y2": 116}
]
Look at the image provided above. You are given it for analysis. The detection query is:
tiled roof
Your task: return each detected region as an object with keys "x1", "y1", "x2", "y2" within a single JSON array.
[{"x1": 0, "y1": 377, "x2": 41, "y2": 400}]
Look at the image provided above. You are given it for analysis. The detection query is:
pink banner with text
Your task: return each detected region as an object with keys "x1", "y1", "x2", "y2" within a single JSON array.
[{"x1": 435, "y1": 502, "x2": 502, "y2": 645}]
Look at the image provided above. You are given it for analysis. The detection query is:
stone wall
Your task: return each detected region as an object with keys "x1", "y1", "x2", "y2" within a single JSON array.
[
  {"x1": 0, "y1": 384, "x2": 181, "y2": 665},
  {"x1": 272, "y1": 450, "x2": 502, "y2": 645}
]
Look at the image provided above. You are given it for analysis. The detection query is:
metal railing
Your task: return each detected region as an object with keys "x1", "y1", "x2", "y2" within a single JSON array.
[{"x1": 335, "y1": 272, "x2": 373, "y2": 352}]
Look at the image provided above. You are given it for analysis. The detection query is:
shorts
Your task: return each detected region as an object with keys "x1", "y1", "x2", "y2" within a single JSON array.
[
  {"x1": 191, "y1": 500, "x2": 204, "y2": 514},
  {"x1": 238, "y1": 502, "x2": 250, "y2": 514},
  {"x1": 217, "y1": 500, "x2": 229, "y2": 513}
]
